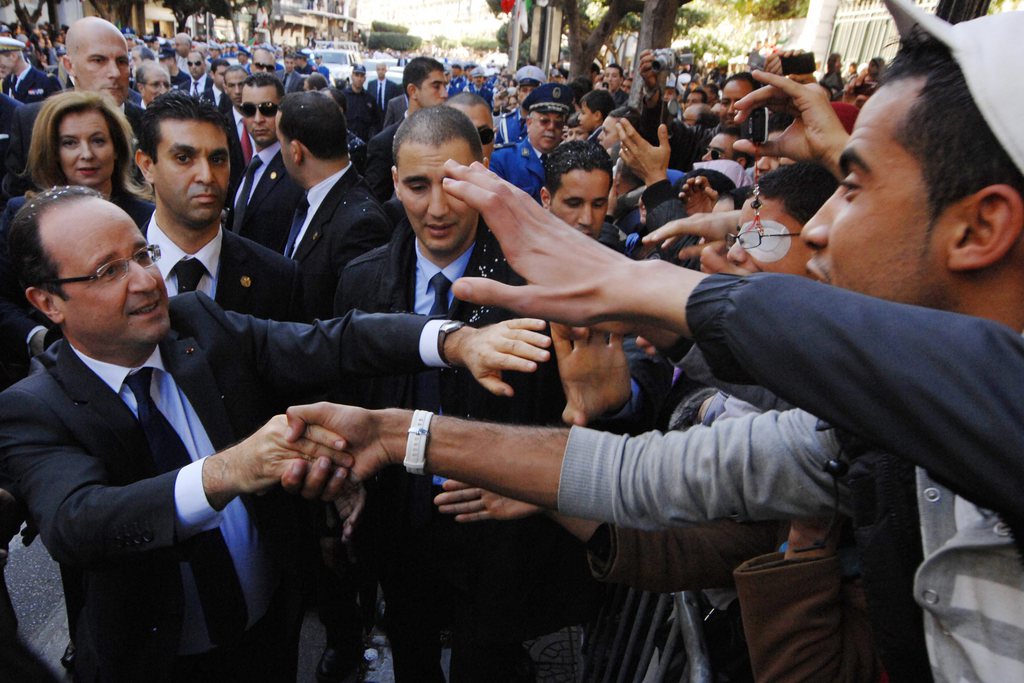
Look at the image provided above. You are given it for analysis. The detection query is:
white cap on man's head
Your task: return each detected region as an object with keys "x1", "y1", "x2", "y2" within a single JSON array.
[{"x1": 884, "y1": 0, "x2": 1024, "y2": 175}]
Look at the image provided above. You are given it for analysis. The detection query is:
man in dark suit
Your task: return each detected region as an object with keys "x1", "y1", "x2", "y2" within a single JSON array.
[
  {"x1": 0, "y1": 39, "x2": 60, "y2": 104},
  {"x1": 278, "y1": 92, "x2": 391, "y2": 320},
  {"x1": 4, "y1": 17, "x2": 144, "y2": 198},
  {"x1": 281, "y1": 50, "x2": 305, "y2": 94},
  {"x1": 185, "y1": 48, "x2": 215, "y2": 103},
  {"x1": 229, "y1": 72, "x2": 304, "y2": 253},
  {"x1": 159, "y1": 46, "x2": 190, "y2": 90},
  {"x1": 211, "y1": 58, "x2": 232, "y2": 115},
  {"x1": 1, "y1": 183, "x2": 555, "y2": 681},
  {"x1": 381, "y1": 92, "x2": 407, "y2": 129},
  {"x1": 335, "y1": 105, "x2": 599, "y2": 682},
  {"x1": 364, "y1": 56, "x2": 448, "y2": 203},
  {"x1": 135, "y1": 91, "x2": 306, "y2": 323},
  {"x1": 221, "y1": 65, "x2": 251, "y2": 197},
  {"x1": 367, "y1": 62, "x2": 400, "y2": 127}
]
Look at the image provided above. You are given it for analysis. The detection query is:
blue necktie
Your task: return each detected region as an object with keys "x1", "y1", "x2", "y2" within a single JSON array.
[
  {"x1": 125, "y1": 369, "x2": 248, "y2": 645},
  {"x1": 409, "y1": 272, "x2": 452, "y2": 527},
  {"x1": 283, "y1": 194, "x2": 310, "y2": 258}
]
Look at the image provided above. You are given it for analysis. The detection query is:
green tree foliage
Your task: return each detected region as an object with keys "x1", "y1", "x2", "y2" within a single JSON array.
[
  {"x1": 463, "y1": 36, "x2": 499, "y2": 50},
  {"x1": 367, "y1": 32, "x2": 423, "y2": 50},
  {"x1": 371, "y1": 20, "x2": 410, "y2": 33}
]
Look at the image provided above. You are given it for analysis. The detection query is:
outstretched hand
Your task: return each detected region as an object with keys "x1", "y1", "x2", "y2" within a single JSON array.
[
  {"x1": 617, "y1": 120, "x2": 670, "y2": 186},
  {"x1": 732, "y1": 70, "x2": 849, "y2": 177},
  {"x1": 434, "y1": 479, "x2": 542, "y2": 522},
  {"x1": 446, "y1": 319, "x2": 552, "y2": 397},
  {"x1": 286, "y1": 403, "x2": 403, "y2": 483},
  {"x1": 552, "y1": 323, "x2": 631, "y2": 426}
]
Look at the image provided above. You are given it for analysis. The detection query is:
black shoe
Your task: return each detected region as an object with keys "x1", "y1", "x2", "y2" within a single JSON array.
[
  {"x1": 316, "y1": 645, "x2": 360, "y2": 683},
  {"x1": 60, "y1": 640, "x2": 75, "y2": 671}
]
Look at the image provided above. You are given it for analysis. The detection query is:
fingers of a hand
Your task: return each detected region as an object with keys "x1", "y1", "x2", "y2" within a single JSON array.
[
  {"x1": 503, "y1": 318, "x2": 549, "y2": 333},
  {"x1": 734, "y1": 138, "x2": 782, "y2": 159},
  {"x1": 321, "y1": 467, "x2": 350, "y2": 501},
  {"x1": 284, "y1": 413, "x2": 306, "y2": 442},
  {"x1": 452, "y1": 277, "x2": 527, "y2": 310},
  {"x1": 454, "y1": 511, "x2": 493, "y2": 523},
  {"x1": 619, "y1": 118, "x2": 639, "y2": 142},
  {"x1": 301, "y1": 423, "x2": 346, "y2": 452},
  {"x1": 657, "y1": 123, "x2": 669, "y2": 147},
  {"x1": 493, "y1": 332, "x2": 551, "y2": 362},
  {"x1": 433, "y1": 487, "x2": 482, "y2": 506},
  {"x1": 280, "y1": 459, "x2": 310, "y2": 494},
  {"x1": 436, "y1": 496, "x2": 486, "y2": 515},
  {"x1": 441, "y1": 479, "x2": 472, "y2": 492},
  {"x1": 298, "y1": 456, "x2": 335, "y2": 500},
  {"x1": 477, "y1": 375, "x2": 515, "y2": 397}
]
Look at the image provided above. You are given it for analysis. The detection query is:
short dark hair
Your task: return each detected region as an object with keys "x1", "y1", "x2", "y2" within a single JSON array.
[
  {"x1": 605, "y1": 63, "x2": 624, "y2": 78},
  {"x1": 393, "y1": 106, "x2": 482, "y2": 165},
  {"x1": 718, "y1": 125, "x2": 753, "y2": 166},
  {"x1": 882, "y1": 31, "x2": 1023, "y2": 220},
  {"x1": 569, "y1": 76, "x2": 593, "y2": 103},
  {"x1": 686, "y1": 88, "x2": 708, "y2": 104},
  {"x1": 723, "y1": 71, "x2": 757, "y2": 92},
  {"x1": 402, "y1": 56, "x2": 445, "y2": 94},
  {"x1": 278, "y1": 91, "x2": 347, "y2": 161},
  {"x1": 8, "y1": 186, "x2": 104, "y2": 295},
  {"x1": 543, "y1": 140, "x2": 612, "y2": 194},
  {"x1": 580, "y1": 89, "x2": 615, "y2": 118},
  {"x1": 224, "y1": 64, "x2": 247, "y2": 80},
  {"x1": 305, "y1": 72, "x2": 328, "y2": 90},
  {"x1": 210, "y1": 58, "x2": 229, "y2": 73},
  {"x1": 607, "y1": 105, "x2": 640, "y2": 129},
  {"x1": 138, "y1": 90, "x2": 231, "y2": 160},
  {"x1": 757, "y1": 162, "x2": 839, "y2": 225},
  {"x1": 243, "y1": 71, "x2": 285, "y2": 99}
]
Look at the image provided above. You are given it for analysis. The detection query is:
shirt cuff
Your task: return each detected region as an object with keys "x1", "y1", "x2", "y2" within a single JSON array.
[
  {"x1": 174, "y1": 457, "x2": 223, "y2": 537},
  {"x1": 25, "y1": 324, "x2": 47, "y2": 350},
  {"x1": 419, "y1": 318, "x2": 449, "y2": 368}
]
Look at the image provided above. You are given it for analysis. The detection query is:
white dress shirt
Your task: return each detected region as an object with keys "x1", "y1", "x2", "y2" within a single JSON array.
[
  {"x1": 69, "y1": 344, "x2": 275, "y2": 654},
  {"x1": 147, "y1": 216, "x2": 222, "y2": 298},
  {"x1": 234, "y1": 142, "x2": 281, "y2": 207}
]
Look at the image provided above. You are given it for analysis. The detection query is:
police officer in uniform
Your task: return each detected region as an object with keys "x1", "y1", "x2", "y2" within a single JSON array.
[
  {"x1": 0, "y1": 37, "x2": 60, "y2": 104},
  {"x1": 465, "y1": 66, "x2": 492, "y2": 108},
  {"x1": 494, "y1": 64, "x2": 545, "y2": 146},
  {"x1": 447, "y1": 61, "x2": 466, "y2": 97},
  {"x1": 490, "y1": 82, "x2": 572, "y2": 204},
  {"x1": 341, "y1": 63, "x2": 379, "y2": 140}
]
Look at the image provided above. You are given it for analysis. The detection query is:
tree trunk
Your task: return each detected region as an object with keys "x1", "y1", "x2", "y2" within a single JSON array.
[
  {"x1": 628, "y1": 0, "x2": 680, "y2": 107},
  {"x1": 231, "y1": 15, "x2": 241, "y2": 42},
  {"x1": 13, "y1": 0, "x2": 45, "y2": 29},
  {"x1": 564, "y1": 0, "x2": 643, "y2": 80},
  {"x1": 935, "y1": 0, "x2": 989, "y2": 23}
]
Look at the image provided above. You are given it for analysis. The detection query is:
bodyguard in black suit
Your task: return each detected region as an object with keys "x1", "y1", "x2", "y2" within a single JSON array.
[
  {"x1": 367, "y1": 63, "x2": 400, "y2": 123},
  {"x1": 136, "y1": 91, "x2": 307, "y2": 323},
  {"x1": 228, "y1": 72, "x2": 304, "y2": 253},
  {"x1": 335, "y1": 106, "x2": 598, "y2": 682},
  {"x1": 278, "y1": 93, "x2": 393, "y2": 320},
  {"x1": 3, "y1": 17, "x2": 144, "y2": 198},
  {"x1": 363, "y1": 57, "x2": 450, "y2": 203}
]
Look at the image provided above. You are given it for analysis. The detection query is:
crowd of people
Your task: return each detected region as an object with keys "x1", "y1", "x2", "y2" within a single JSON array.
[{"x1": 0, "y1": 0, "x2": 1022, "y2": 681}]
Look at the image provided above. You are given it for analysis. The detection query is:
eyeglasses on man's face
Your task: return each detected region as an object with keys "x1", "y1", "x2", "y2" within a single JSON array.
[
  {"x1": 41, "y1": 245, "x2": 161, "y2": 286},
  {"x1": 253, "y1": 61, "x2": 276, "y2": 71},
  {"x1": 477, "y1": 126, "x2": 495, "y2": 145},
  {"x1": 724, "y1": 225, "x2": 802, "y2": 250},
  {"x1": 240, "y1": 101, "x2": 280, "y2": 118},
  {"x1": 187, "y1": 60, "x2": 204, "y2": 67}
]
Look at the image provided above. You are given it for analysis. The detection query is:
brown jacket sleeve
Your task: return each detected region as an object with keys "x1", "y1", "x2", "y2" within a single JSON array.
[
  {"x1": 588, "y1": 520, "x2": 785, "y2": 593},
  {"x1": 734, "y1": 552, "x2": 880, "y2": 683}
]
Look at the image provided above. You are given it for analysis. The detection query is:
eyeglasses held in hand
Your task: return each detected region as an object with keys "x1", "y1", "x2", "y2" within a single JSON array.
[{"x1": 40, "y1": 245, "x2": 161, "y2": 286}]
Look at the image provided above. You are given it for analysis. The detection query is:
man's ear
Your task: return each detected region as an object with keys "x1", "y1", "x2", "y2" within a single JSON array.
[
  {"x1": 136, "y1": 148, "x2": 155, "y2": 184},
  {"x1": 61, "y1": 54, "x2": 74, "y2": 82},
  {"x1": 289, "y1": 138, "x2": 304, "y2": 167},
  {"x1": 540, "y1": 186, "x2": 551, "y2": 209},
  {"x1": 945, "y1": 184, "x2": 1024, "y2": 272},
  {"x1": 391, "y1": 165, "x2": 401, "y2": 202},
  {"x1": 25, "y1": 287, "x2": 65, "y2": 326}
]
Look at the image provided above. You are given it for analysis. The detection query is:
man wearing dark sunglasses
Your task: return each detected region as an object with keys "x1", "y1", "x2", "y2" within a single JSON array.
[
  {"x1": 230, "y1": 71, "x2": 304, "y2": 253},
  {"x1": 250, "y1": 46, "x2": 278, "y2": 75},
  {"x1": 447, "y1": 91, "x2": 495, "y2": 164},
  {"x1": 701, "y1": 126, "x2": 753, "y2": 169},
  {"x1": 185, "y1": 49, "x2": 214, "y2": 104}
]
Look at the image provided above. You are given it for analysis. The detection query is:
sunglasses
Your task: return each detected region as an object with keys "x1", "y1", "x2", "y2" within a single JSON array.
[
  {"x1": 240, "y1": 101, "x2": 279, "y2": 117},
  {"x1": 187, "y1": 60, "x2": 204, "y2": 67},
  {"x1": 477, "y1": 126, "x2": 495, "y2": 145},
  {"x1": 705, "y1": 147, "x2": 724, "y2": 160},
  {"x1": 253, "y1": 62, "x2": 276, "y2": 71}
]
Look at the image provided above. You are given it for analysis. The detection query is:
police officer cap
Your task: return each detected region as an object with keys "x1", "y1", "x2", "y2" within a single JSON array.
[
  {"x1": 522, "y1": 82, "x2": 572, "y2": 115},
  {"x1": 471, "y1": 66, "x2": 485, "y2": 78},
  {"x1": 237, "y1": 46, "x2": 252, "y2": 57},
  {"x1": 352, "y1": 63, "x2": 366, "y2": 74},
  {"x1": 451, "y1": 61, "x2": 462, "y2": 69},
  {"x1": 0, "y1": 24, "x2": 11, "y2": 35},
  {"x1": 0, "y1": 37, "x2": 24, "y2": 52},
  {"x1": 515, "y1": 65, "x2": 546, "y2": 86},
  {"x1": 159, "y1": 46, "x2": 176, "y2": 60}
]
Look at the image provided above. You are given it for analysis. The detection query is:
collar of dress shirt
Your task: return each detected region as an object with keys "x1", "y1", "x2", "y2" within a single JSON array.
[
  {"x1": 304, "y1": 163, "x2": 351, "y2": 218},
  {"x1": 414, "y1": 238, "x2": 475, "y2": 296},
  {"x1": 233, "y1": 106, "x2": 245, "y2": 129},
  {"x1": 254, "y1": 140, "x2": 281, "y2": 164},
  {"x1": 70, "y1": 343, "x2": 165, "y2": 396},
  {"x1": 148, "y1": 214, "x2": 223, "y2": 289},
  {"x1": 192, "y1": 73, "x2": 207, "y2": 90}
]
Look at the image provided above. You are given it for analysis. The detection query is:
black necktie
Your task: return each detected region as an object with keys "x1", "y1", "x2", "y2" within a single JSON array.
[
  {"x1": 231, "y1": 156, "x2": 263, "y2": 233},
  {"x1": 172, "y1": 258, "x2": 206, "y2": 294},
  {"x1": 378, "y1": 81, "x2": 386, "y2": 110},
  {"x1": 124, "y1": 369, "x2": 248, "y2": 645},
  {"x1": 409, "y1": 272, "x2": 452, "y2": 527},
  {"x1": 283, "y1": 194, "x2": 309, "y2": 258}
]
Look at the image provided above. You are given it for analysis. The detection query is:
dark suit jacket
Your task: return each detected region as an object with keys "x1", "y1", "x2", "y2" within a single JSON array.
[
  {"x1": 291, "y1": 168, "x2": 391, "y2": 320},
  {"x1": 334, "y1": 222, "x2": 600, "y2": 642},
  {"x1": 228, "y1": 150, "x2": 304, "y2": 254},
  {"x1": 223, "y1": 108, "x2": 247, "y2": 201},
  {"x1": 217, "y1": 228, "x2": 308, "y2": 322},
  {"x1": 363, "y1": 122, "x2": 400, "y2": 203},
  {"x1": 5, "y1": 67, "x2": 60, "y2": 105},
  {"x1": 282, "y1": 70, "x2": 305, "y2": 94},
  {"x1": 0, "y1": 293, "x2": 430, "y2": 681},
  {"x1": 4, "y1": 99, "x2": 144, "y2": 198},
  {"x1": 367, "y1": 79, "x2": 400, "y2": 122},
  {"x1": 381, "y1": 93, "x2": 407, "y2": 129},
  {"x1": 0, "y1": 93, "x2": 22, "y2": 207}
]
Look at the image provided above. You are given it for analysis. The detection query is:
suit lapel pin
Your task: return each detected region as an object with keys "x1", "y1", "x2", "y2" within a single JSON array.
[
  {"x1": 185, "y1": 346, "x2": 195, "y2": 355},
  {"x1": 240, "y1": 275, "x2": 252, "y2": 288},
  {"x1": 270, "y1": 171, "x2": 278, "y2": 180}
]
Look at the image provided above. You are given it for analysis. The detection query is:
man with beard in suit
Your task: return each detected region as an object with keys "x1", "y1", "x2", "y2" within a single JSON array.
[{"x1": 4, "y1": 17, "x2": 143, "y2": 197}]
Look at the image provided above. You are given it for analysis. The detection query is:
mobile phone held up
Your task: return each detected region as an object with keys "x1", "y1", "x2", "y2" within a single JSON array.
[
  {"x1": 742, "y1": 107, "x2": 769, "y2": 144},
  {"x1": 780, "y1": 52, "x2": 816, "y2": 75}
]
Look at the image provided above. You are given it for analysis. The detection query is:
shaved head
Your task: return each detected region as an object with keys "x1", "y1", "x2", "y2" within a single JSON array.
[{"x1": 63, "y1": 17, "x2": 130, "y2": 105}]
